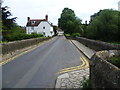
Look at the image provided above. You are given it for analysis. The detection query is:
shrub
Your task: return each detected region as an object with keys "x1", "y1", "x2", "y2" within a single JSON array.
[
  {"x1": 65, "y1": 33, "x2": 70, "y2": 36},
  {"x1": 71, "y1": 33, "x2": 80, "y2": 37},
  {"x1": 108, "y1": 56, "x2": 120, "y2": 68},
  {"x1": 4, "y1": 33, "x2": 44, "y2": 42},
  {"x1": 81, "y1": 78, "x2": 92, "y2": 90}
]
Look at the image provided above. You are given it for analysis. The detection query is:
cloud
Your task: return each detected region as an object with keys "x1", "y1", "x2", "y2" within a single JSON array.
[{"x1": 2, "y1": 0, "x2": 119, "y2": 26}]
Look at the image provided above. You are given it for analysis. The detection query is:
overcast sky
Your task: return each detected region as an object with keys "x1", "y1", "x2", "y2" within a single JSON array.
[{"x1": 2, "y1": 0, "x2": 119, "y2": 26}]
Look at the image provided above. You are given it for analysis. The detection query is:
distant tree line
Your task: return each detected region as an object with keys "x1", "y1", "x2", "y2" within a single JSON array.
[
  {"x1": 58, "y1": 8, "x2": 120, "y2": 42},
  {"x1": 85, "y1": 9, "x2": 120, "y2": 42}
]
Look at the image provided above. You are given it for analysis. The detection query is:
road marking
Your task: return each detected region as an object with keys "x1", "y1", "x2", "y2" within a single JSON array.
[
  {"x1": 0, "y1": 47, "x2": 36, "y2": 66},
  {"x1": 0, "y1": 38, "x2": 54, "y2": 66},
  {"x1": 0, "y1": 37, "x2": 57, "y2": 66},
  {"x1": 59, "y1": 57, "x2": 85, "y2": 71},
  {"x1": 56, "y1": 56, "x2": 89, "y2": 74},
  {"x1": 82, "y1": 56, "x2": 89, "y2": 67}
]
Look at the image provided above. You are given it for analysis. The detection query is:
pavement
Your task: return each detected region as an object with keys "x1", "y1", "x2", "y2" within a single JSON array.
[
  {"x1": 55, "y1": 39, "x2": 96, "y2": 89},
  {"x1": 71, "y1": 40, "x2": 96, "y2": 59}
]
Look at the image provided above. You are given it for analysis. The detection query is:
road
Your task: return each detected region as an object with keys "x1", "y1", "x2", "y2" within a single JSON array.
[{"x1": 3, "y1": 36, "x2": 84, "y2": 88}]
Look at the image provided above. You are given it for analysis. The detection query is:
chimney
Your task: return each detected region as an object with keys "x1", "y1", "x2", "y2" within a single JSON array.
[
  {"x1": 45, "y1": 15, "x2": 48, "y2": 21},
  {"x1": 27, "y1": 17, "x2": 30, "y2": 21}
]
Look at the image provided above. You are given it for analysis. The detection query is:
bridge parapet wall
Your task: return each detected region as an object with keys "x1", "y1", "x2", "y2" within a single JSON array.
[
  {"x1": 66, "y1": 36, "x2": 120, "y2": 51},
  {"x1": 76, "y1": 37, "x2": 120, "y2": 51},
  {"x1": 65, "y1": 36, "x2": 120, "y2": 89},
  {"x1": 2, "y1": 37, "x2": 51, "y2": 55},
  {"x1": 90, "y1": 50, "x2": 120, "y2": 89}
]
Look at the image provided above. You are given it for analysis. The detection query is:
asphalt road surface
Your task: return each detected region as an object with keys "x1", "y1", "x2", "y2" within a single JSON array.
[{"x1": 3, "y1": 36, "x2": 83, "y2": 88}]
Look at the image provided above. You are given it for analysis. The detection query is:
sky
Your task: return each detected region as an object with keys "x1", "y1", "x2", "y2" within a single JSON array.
[{"x1": 2, "y1": 0, "x2": 119, "y2": 26}]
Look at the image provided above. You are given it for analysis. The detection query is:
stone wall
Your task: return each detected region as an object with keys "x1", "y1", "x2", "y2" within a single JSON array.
[
  {"x1": 2, "y1": 37, "x2": 51, "y2": 55},
  {"x1": 90, "y1": 50, "x2": 120, "y2": 89},
  {"x1": 66, "y1": 36, "x2": 120, "y2": 51},
  {"x1": 66, "y1": 36, "x2": 120, "y2": 89}
]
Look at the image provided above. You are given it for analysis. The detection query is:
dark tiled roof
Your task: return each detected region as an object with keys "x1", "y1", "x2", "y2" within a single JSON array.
[{"x1": 26, "y1": 19, "x2": 47, "y2": 26}]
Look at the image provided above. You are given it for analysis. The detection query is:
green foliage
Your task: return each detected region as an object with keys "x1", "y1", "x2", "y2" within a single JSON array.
[
  {"x1": 106, "y1": 41, "x2": 120, "y2": 45},
  {"x1": 4, "y1": 33, "x2": 44, "y2": 42},
  {"x1": 65, "y1": 34, "x2": 70, "y2": 36},
  {"x1": 81, "y1": 24, "x2": 87, "y2": 36},
  {"x1": 81, "y1": 78, "x2": 92, "y2": 90},
  {"x1": 71, "y1": 33, "x2": 80, "y2": 37},
  {"x1": 58, "y1": 8, "x2": 82, "y2": 34},
  {"x1": 85, "y1": 9, "x2": 120, "y2": 42},
  {"x1": 0, "y1": 41, "x2": 8, "y2": 43},
  {"x1": 108, "y1": 56, "x2": 120, "y2": 68},
  {"x1": 1, "y1": 6, "x2": 44, "y2": 42},
  {"x1": 53, "y1": 26, "x2": 57, "y2": 35},
  {"x1": 2, "y1": 6, "x2": 17, "y2": 36}
]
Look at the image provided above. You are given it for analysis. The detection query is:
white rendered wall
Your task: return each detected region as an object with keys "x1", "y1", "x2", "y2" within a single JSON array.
[
  {"x1": 26, "y1": 21, "x2": 54, "y2": 37},
  {"x1": 37, "y1": 21, "x2": 54, "y2": 37},
  {"x1": 26, "y1": 26, "x2": 42, "y2": 34}
]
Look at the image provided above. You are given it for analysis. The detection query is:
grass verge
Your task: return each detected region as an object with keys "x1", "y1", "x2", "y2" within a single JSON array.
[
  {"x1": 81, "y1": 78, "x2": 92, "y2": 90},
  {"x1": 108, "y1": 56, "x2": 120, "y2": 68}
]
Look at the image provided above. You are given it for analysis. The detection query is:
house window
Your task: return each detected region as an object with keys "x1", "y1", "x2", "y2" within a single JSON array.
[
  {"x1": 31, "y1": 27, "x2": 34, "y2": 30},
  {"x1": 43, "y1": 27, "x2": 45, "y2": 29},
  {"x1": 31, "y1": 21, "x2": 35, "y2": 24}
]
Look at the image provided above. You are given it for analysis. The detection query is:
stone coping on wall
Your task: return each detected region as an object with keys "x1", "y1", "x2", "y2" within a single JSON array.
[
  {"x1": 1, "y1": 37, "x2": 53, "y2": 61},
  {"x1": 96, "y1": 50, "x2": 120, "y2": 60},
  {"x1": 66, "y1": 36, "x2": 120, "y2": 51},
  {"x1": 90, "y1": 50, "x2": 120, "y2": 89},
  {"x1": 2, "y1": 37, "x2": 51, "y2": 55}
]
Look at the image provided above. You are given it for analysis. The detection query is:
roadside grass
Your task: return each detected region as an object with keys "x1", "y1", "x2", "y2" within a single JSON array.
[
  {"x1": 95, "y1": 40, "x2": 120, "y2": 45},
  {"x1": 81, "y1": 77, "x2": 92, "y2": 90},
  {"x1": 0, "y1": 41, "x2": 8, "y2": 43},
  {"x1": 106, "y1": 41, "x2": 120, "y2": 45},
  {"x1": 71, "y1": 33, "x2": 80, "y2": 37},
  {"x1": 110, "y1": 42, "x2": 120, "y2": 45},
  {"x1": 65, "y1": 33, "x2": 80, "y2": 37},
  {"x1": 108, "y1": 56, "x2": 120, "y2": 68},
  {"x1": 65, "y1": 33, "x2": 71, "y2": 36},
  {"x1": 39, "y1": 36, "x2": 46, "y2": 39}
]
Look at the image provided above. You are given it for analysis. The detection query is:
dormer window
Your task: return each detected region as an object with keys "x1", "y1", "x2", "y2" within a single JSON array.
[{"x1": 31, "y1": 21, "x2": 35, "y2": 24}]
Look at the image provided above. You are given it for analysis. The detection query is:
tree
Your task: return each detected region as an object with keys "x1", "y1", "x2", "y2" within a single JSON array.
[
  {"x1": 2, "y1": 6, "x2": 17, "y2": 36},
  {"x1": 58, "y1": 8, "x2": 82, "y2": 34},
  {"x1": 53, "y1": 25, "x2": 57, "y2": 35},
  {"x1": 85, "y1": 9, "x2": 120, "y2": 42}
]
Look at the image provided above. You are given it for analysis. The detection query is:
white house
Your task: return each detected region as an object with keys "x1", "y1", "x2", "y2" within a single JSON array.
[{"x1": 26, "y1": 15, "x2": 54, "y2": 37}]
